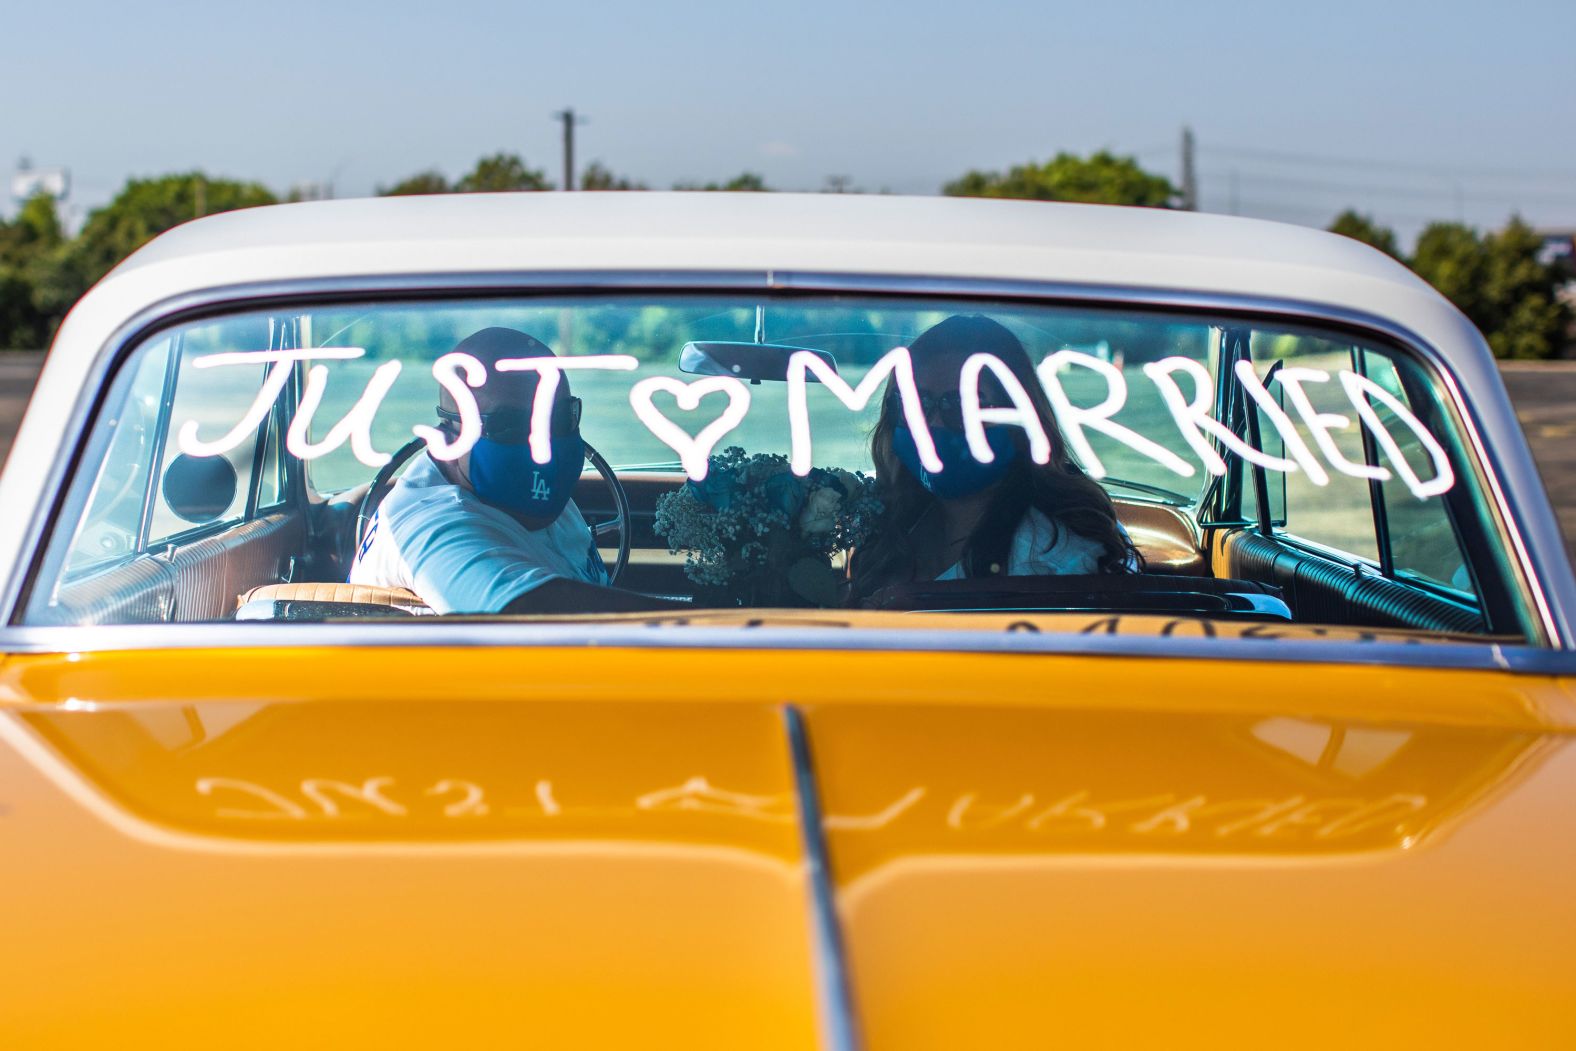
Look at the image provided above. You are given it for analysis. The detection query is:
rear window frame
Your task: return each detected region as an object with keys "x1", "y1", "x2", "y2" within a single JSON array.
[{"x1": 1, "y1": 271, "x2": 1558, "y2": 654}]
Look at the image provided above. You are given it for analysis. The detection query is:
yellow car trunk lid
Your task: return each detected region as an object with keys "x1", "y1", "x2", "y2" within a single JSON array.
[
  {"x1": 0, "y1": 695, "x2": 820, "y2": 1049},
  {"x1": 808, "y1": 701, "x2": 1576, "y2": 1049},
  {"x1": 2, "y1": 645, "x2": 1574, "y2": 1048}
]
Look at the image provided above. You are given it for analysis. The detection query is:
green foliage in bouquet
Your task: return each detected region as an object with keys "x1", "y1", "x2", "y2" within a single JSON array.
[{"x1": 653, "y1": 447, "x2": 882, "y2": 607}]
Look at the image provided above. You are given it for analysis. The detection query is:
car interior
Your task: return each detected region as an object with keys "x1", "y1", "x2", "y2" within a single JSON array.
[{"x1": 21, "y1": 298, "x2": 1526, "y2": 641}]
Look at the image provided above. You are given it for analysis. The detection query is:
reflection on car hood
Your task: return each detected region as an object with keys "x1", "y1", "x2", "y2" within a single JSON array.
[{"x1": 1, "y1": 646, "x2": 1574, "y2": 1048}]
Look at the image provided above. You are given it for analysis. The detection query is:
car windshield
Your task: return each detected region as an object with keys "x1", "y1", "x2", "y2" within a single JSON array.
[{"x1": 22, "y1": 292, "x2": 1527, "y2": 641}]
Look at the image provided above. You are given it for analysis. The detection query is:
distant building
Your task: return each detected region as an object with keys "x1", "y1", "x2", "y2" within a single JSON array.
[
  {"x1": 1541, "y1": 231, "x2": 1576, "y2": 360},
  {"x1": 10, "y1": 159, "x2": 70, "y2": 205},
  {"x1": 288, "y1": 182, "x2": 333, "y2": 202},
  {"x1": 1536, "y1": 229, "x2": 1576, "y2": 277}
]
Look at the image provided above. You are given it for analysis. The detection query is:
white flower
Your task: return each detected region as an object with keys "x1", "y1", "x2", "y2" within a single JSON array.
[
  {"x1": 798, "y1": 486, "x2": 842, "y2": 535},
  {"x1": 827, "y1": 467, "x2": 862, "y2": 498}
]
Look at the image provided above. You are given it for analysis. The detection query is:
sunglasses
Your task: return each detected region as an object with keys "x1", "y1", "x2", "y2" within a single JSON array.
[
  {"x1": 436, "y1": 396, "x2": 582, "y2": 443},
  {"x1": 887, "y1": 387, "x2": 1011, "y2": 424}
]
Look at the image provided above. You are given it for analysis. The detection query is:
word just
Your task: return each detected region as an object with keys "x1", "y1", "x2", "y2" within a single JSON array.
[{"x1": 178, "y1": 346, "x2": 1454, "y2": 499}]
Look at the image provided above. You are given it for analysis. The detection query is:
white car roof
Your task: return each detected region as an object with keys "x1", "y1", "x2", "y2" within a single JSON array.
[
  {"x1": 111, "y1": 190, "x2": 1430, "y2": 302},
  {"x1": 71, "y1": 192, "x2": 1474, "y2": 371},
  {"x1": 54, "y1": 191, "x2": 1489, "y2": 402}
]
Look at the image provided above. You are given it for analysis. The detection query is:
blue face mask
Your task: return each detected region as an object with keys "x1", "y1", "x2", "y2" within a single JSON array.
[
  {"x1": 892, "y1": 423, "x2": 1017, "y2": 499},
  {"x1": 467, "y1": 434, "x2": 584, "y2": 523}
]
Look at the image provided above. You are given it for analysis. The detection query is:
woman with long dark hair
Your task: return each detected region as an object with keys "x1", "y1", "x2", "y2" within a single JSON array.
[{"x1": 849, "y1": 314, "x2": 1139, "y2": 602}]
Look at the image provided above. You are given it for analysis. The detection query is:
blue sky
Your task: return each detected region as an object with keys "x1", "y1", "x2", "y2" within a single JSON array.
[{"x1": 5, "y1": 0, "x2": 1575, "y2": 245}]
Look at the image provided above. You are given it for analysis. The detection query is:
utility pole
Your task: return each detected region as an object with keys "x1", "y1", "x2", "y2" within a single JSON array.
[
  {"x1": 553, "y1": 108, "x2": 585, "y2": 190},
  {"x1": 1180, "y1": 125, "x2": 1198, "y2": 211},
  {"x1": 551, "y1": 107, "x2": 584, "y2": 354}
]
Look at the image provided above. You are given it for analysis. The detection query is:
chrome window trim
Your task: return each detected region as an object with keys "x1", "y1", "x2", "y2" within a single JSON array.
[
  {"x1": 3, "y1": 268, "x2": 1569, "y2": 650},
  {"x1": 0, "y1": 622, "x2": 1573, "y2": 676}
]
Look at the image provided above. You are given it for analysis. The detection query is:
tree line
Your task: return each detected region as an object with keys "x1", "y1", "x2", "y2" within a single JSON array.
[{"x1": 1, "y1": 150, "x2": 1567, "y2": 358}]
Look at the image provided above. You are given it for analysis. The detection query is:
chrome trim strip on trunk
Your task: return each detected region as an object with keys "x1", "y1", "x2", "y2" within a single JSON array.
[
  {"x1": 0, "y1": 622, "x2": 1572, "y2": 674},
  {"x1": 783, "y1": 704, "x2": 861, "y2": 1051}
]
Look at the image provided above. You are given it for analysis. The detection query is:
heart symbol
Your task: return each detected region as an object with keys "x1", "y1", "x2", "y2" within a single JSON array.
[{"x1": 628, "y1": 376, "x2": 752, "y2": 480}]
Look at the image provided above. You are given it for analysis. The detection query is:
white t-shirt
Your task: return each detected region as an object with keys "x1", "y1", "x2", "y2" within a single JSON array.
[
  {"x1": 936, "y1": 507, "x2": 1132, "y2": 580},
  {"x1": 349, "y1": 456, "x2": 608, "y2": 613}
]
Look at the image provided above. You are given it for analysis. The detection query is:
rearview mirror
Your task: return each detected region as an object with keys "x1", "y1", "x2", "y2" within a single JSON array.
[{"x1": 679, "y1": 341, "x2": 837, "y2": 384}]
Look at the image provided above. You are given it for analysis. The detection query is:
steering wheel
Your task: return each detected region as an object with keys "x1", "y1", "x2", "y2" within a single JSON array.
[{"x1": 354, "y1": 439, "x2": 632, "y2": 584}]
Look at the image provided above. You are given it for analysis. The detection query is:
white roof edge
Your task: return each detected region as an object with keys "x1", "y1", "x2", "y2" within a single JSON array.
[{"x1": 110, "y1": 190, "x2": 1431, "y2": 289}]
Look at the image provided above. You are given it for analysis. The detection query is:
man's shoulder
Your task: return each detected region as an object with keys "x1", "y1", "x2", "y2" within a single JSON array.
[{"x1": 383, "y1": 457, "x2": 469, "y2": 516}]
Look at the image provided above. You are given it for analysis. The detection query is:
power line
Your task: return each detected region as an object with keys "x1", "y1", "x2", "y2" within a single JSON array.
[
  {"x1": 1051, "y1": 139, "x2": 1576, "y2": 187},
  {"x1": 1199, "y1": 169, "x2": 1576, "y2": 207},
  {"x1": 1203, "y1": 143, "x2": 1576, "y2": 183},
  {"x1": 1214, "y1": 197, "x2": 1448, "y2": 225}
]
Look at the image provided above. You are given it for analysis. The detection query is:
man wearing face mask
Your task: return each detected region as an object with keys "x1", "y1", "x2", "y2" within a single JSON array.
[{"x1": 350, "y1": 327, "x2": 675, "y2": 614}]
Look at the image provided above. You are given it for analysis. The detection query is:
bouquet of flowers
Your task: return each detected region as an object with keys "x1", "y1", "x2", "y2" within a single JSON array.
[{"x1": 653, "y1": 447, "x2": 883, "y2": 607}]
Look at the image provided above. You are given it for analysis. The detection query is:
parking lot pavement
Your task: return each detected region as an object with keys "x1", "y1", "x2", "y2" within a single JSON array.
[
  {"x1": 1499, "y1": 362, "x2": 1576, "y2": 566},
  {"x1": 0, "y1": 353, "x2": 43, "y2": 471},
  {"x1": 1, "y1": 351, "x2": 1574, "y2": 564}
]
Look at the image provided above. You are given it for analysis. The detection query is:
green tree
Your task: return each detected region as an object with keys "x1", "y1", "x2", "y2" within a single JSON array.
[
  {"x1": 1410, "y1": 218, "x2": 1569, "y2": 360},
  {"x1": 1328, "y1": 209, "x2": 1402, "y2": 259},
  {"x1": 720, "y1": 172, "x2": 768, "y2": 192},
  {"x1": 0, "y1": 193, "x2": 69, "y2": 348},
  {"x1": 943, "y1": 151, "x2": 1175, "y2": 207},
  {"x1": 17, "y1": 194, "x2": 76, "y2": 341},
  {"x1": 455, "y1": 153, "x2": 551, "y2": 193},
  {"x1": 674, "y1": 172, "x2": 770, "y2": 191},
  {"x1": 1411, "y1": 222, "x2": 1489, "y2": 327},
  {"x1": 1479, "y1": 217, "x2": 1569, "y2": 360},
  {"x1": 0, "y1": 269, "x2": 35, "y2": 348},
  {"x1": 70, "y1": 172, "x2": 276, "y2": 288},
  {"x1": 378, "y1": 170, "x2": 451, "y2": 196},
  {"x1": 10, "y1": 192, "x2": 64, "y2": 247},
  {"x1": 580, "y1": 162, "x2": 646, "y2": 191}
]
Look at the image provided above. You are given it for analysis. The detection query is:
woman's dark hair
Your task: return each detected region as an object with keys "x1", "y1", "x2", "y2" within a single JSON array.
[{"x1": 848, "y1": 314, "x2": 1140, "y2": 600}]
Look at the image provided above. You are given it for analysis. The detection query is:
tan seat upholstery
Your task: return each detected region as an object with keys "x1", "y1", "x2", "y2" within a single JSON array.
[
  {"x1": 1112, "y1": 499, "x2": 1206, "y2": 576},
  {"x1": 238, "y1": 582, "x2": 433, "y2": 613}
]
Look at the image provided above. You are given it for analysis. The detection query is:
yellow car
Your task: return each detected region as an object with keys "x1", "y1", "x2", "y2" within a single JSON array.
[{"x1": 1, "y1": 194, "x2": 1573, "y2": 1048}]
